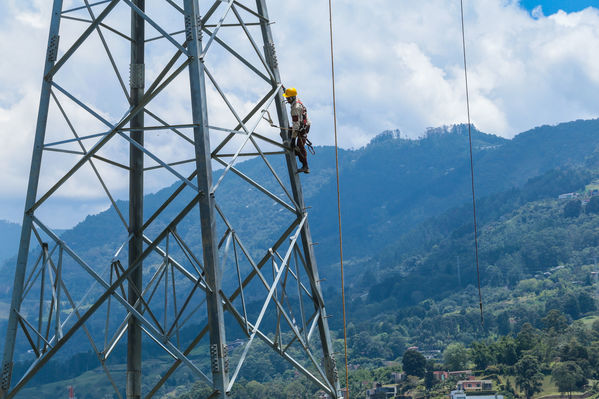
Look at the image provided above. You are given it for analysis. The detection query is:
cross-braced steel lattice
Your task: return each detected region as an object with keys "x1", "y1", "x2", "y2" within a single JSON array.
[{"x1": 0, "y1": 1, "x2": 340, "y2": 398}]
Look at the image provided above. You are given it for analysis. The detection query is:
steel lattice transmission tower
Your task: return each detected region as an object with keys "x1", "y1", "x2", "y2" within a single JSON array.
[{"x1": 0, "y1": 1, "x2": 340, "y2": 398}]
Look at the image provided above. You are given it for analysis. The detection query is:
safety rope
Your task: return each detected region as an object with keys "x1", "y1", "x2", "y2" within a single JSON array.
[
  {"x1": 460, "y1": 0, "x2": 485, "y2": 326},
  {"x1": 327, "y1": 0, "x2": 350, "y2": 397}
]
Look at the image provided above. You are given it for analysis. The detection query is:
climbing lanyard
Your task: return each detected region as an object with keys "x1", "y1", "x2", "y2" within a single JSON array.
[{"x1": 262, "y1": 110, "x2": 316, "y2": 155}]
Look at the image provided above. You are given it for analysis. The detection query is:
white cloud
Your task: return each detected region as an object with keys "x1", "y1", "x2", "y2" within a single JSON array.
[
  {"x1": 1, "y1": 0, "x2": 599, "y2": 227},
  {"x1": 532, "y1": 5, "x2": 545, "y2": 19},
  {"x1": 268, "y1": 0, "x2": 599, "y2": 142}
]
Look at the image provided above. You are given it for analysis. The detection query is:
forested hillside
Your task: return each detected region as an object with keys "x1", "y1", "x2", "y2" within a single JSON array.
[
  {"x1": 2, "y1": 119, "x2": 599, "y2": 398},
  {"x1": 4, "y1": 119, "x2": 599, "y2": 297},
  {"x1": 342, "y1": 169, "x2": 599, "y2": 355}
]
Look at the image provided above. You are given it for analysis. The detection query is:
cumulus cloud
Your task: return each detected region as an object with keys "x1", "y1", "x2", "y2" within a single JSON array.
[
  {"x1": 1, "y1": 0, "x2": 599, "y2": 226},
  {"x1": 268, "y1": 0, "x2": 599, "y2": 144}
]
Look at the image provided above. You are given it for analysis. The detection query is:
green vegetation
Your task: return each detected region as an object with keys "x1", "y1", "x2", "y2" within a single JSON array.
[
  {"x1": 515, "y1": 355, "x2": 543, "y2": 399},
  {"x1": 443, "y1": 343, "x2": 469, "y2": 371},
  {"x1": 402, "y1": 349, "x2": 426, "y2": 377},
  {"x1": 340, "y1": 168, "x2": 598, "y2": 361},
  {"x1": 354, "y1": 313, "x2": 599, "y2": 399},
  {"x1": 3, "y1": 120, "x2": 599, "y2": 397},
  {"x1": 552, "y1": 362, "x2": 586, "y2": 398}
]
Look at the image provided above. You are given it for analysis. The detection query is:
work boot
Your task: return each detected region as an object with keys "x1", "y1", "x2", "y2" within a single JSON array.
[{"x1": 297, "y1": 166, "x2": 310, "y2": 174}]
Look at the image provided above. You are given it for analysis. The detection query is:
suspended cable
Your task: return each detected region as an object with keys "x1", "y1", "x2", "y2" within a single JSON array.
[
  {"x1": 327, "y1": 0, "x2": 350, "y2": 396},
  {"x1": 460, "y1": 0, "x2": 485, "y2": 326}
]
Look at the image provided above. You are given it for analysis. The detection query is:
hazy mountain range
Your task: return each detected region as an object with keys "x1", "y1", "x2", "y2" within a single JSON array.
[
  {"x1": 0, "y1": 220, "x2": 20, "y2": 266},
  {"x1": 2, "y1": 119, "x2": 599, "y2": 297}
]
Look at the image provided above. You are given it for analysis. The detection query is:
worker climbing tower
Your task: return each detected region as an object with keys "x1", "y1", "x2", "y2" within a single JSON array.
[{"x1": 0, "y1": 1, "x2": 340, "y2": 398}]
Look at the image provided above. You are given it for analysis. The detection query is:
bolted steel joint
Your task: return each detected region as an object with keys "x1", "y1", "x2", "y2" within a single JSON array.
[
  {"x1": 264, "y1": 41, "x2": 278, "y2": 69},
  {"x1": 210, "y1": 343, "x2": 219, "y2": 373},
  {"x1": 48, "y1": 35, "x2": 60, "y2": 63},
  {"x1": 210, "y1": 344, "x2": 229, "y2": 374},
  {"x1": 129, "y1": 64, "x2": 145, "y2": 89},
  {"x1": 1, "y1": 361, "x2": 12, "y2": 392},
  {"x1": 185, "y1": 15, "x2": 193, "y2": 42},
  {"x1": 185, "y1": 14, "x2": 203, "y2": 43},
  {"x1": 223, "y1": 344, "x2": 229, "y2": 374},
  {"x1": 324, "y1": 354, "x2": 338, "y2": 382}
]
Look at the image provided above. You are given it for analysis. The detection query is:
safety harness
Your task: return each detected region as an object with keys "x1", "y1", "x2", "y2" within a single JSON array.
[
  {"x1": 294, "y1": 99, "x2": 308, "y2": 129},
  {"x1": 261, "y1": 106, "x2": 315, "y2": 155},
  {"x1": 295, "y1": 100, "x2": 315, "y2": 155}
]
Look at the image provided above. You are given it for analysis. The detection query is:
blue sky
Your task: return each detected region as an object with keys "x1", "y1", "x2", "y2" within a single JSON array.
[{"x1": 521, "y1": 0, "x2": 598, "y2": 13}]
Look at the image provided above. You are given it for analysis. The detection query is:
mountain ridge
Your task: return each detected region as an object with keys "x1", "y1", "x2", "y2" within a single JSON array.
[{"x1": 2, "y1": 119, "x2": 599, "y2": 292}]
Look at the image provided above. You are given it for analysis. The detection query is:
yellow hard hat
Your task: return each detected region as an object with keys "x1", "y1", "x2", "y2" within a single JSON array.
[{"x1": 283, "y1": 87, "x2": 298, "y2": 97}]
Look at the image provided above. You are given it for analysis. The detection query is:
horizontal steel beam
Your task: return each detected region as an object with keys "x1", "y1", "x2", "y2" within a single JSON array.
[{"x1": 61, "y1": 0, "x2": 111, "y2": 14}]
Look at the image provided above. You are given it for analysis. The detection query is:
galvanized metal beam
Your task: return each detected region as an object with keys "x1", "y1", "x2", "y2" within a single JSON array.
[
  {"x1": 183, "y1": 1, "x2": 229, "y2": 397},
  {"x1": 0, "y1": 1, "x2": 65, "y2": 396},
  {"x1": 127, "y1": 1, "x2": 145, "y2": 397}
]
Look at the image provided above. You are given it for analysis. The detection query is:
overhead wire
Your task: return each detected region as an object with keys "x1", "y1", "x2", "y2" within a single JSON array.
[
  {"x1": 460, "y1": 0, "x2": 485, "y2": 326},
  {"x1": 327, "y1": 0, "x2": 350, "y2": 397}
]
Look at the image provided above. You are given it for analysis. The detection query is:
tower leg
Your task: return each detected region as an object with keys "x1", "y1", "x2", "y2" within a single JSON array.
[
  {"x1": 183, "y1": 1, "x2": 229, "y2": 397},
  {"x1": 0, "y1": 1, "x2": 64, "y2": 396},
  {"x1": 255, "y1": 1, "x2": 341, "y2": 396},
  {"x1": 127, "y1": 1, "x2": 145, "y2": 398}
]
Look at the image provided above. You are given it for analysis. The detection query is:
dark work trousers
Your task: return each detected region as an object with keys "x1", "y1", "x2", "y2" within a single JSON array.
[{"x1": 291, "y1": 126, "x2": 309, "y2": 168}]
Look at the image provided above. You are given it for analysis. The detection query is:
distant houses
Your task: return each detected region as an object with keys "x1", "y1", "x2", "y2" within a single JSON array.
[
  {"x1": 450, "y1": 390, "x2": 467, "y2": 399},
  {"x1": 433, "y1": 370, "x2": 473, "y2": 382},
  {"x1": 366, "y1": 383, "x2": 396, "y2": 399},
  {"x1": 456, "y1": 378, "x2": 493, "y2": 391},
  {"x1": 448, "y1": 370, "x2": 473, "y2": 380},
  {"x1": 558, "y1": 189, "x2": 599, "y2": 200},
  {"x1": 433, "y1": 370, "x2": 448, "y2": 381},
  {"x1": 404, "y1": 346, "x2": 441, "y2": 360},
  {"x1": 450, "y1": 390, "x2": 504, "y2": 399},
  {"x1": 361, "y1": 364, "x2": 503, "y2": 399},
  {"x1": 421, "y1": 349, "x2": 442, "y2": 360},
  {"x1": 559, "y1": 192, "x2": 578, "y2": 200},
  {"x1": 449, "y1": 376, "x2": 501, "y2": 399}
]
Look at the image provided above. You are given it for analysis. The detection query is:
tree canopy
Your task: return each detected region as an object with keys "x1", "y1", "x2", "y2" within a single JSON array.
[
  {"x1": 402, "y1": 350, "x2": 426, "y2": 377},
  {"x1": 443, "y1": 343, "x2": 469, "y2": 371},
  {"x1": 515, "y1": 355, "x2": 543, "y2": 399},
  {"x1": 552, "y1": 361, "x2": 586, "y2": 397}
]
